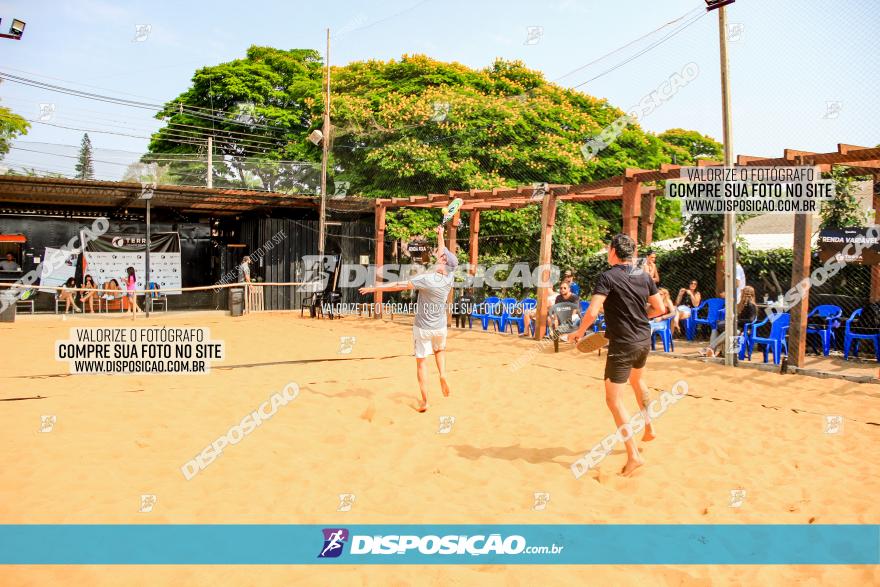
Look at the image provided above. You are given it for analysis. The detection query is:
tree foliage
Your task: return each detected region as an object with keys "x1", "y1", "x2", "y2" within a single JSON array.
[
  {"x1": 75, "y1": 133, "x2": 95, "y2": 180},
  {"x1": 0, "y1": 93, "x2": 30, "y2": 160},
  {"x1": 149, "y1": 47, "x2": 724, "y2": 264},
  {"x1": 820, "y1": 166, "x2": 870, "y2": 229}
]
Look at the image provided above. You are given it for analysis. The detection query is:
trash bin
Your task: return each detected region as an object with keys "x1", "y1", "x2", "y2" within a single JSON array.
[
  {"x1": 229, "y1": 287, "x2": 244, "y2": 317},
  {"x1": 0, "y1": 301, "x2": 15, "y2": 323}
]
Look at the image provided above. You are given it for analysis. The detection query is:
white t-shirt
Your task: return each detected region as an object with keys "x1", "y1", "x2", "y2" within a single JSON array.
[
  {"x1": 735, "y1": 263, "x2": 745, "y2": 303},
  {"x1": 410, "y1": 272, "x2": 454, "y2": 330}
]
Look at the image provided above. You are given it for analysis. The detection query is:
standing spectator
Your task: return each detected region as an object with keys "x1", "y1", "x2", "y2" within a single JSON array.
[
  {"x1": 642, "y1": 249, "x2": 660, "y2": 285},
  {"x1": 124, "y1": 266, "x2": 141, "y2": 320},
  {"x1": 736, "y1": 261, "x2": 746, "y2": 303},
  {"x1": 239, "y1": 256, "x2": 252, "y2": 284}
]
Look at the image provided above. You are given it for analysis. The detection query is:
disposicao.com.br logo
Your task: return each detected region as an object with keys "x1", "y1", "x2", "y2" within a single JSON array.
[{"x1": 317, "y1": 528, "x2": 564, "y2": 558}]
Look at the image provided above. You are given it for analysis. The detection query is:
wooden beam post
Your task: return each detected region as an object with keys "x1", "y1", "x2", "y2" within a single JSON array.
[
  {"x1": 788, "y1": 210, "x2": 813, "y2": 368},
  {"x1": 446, "y1": 211, "x2": 459, "y2": 327},
  {"x1": 621, "y1": 180, "x2": 641, "y2": 241},
  {"x1": 534, "y1": 190, "x2": 558, "y2": 340},
  {"x1": 639, "y1": 193, "x2": 657, "y2": 246},
  {"x1": 468, "y1": 210, "x2": 480, "y2": 274},
  {"x1": 373, "y1": 202, "x2": 386, "y2": 317},
  {"x1": 872, "y1": 175, "x2": 880, "y2": 303}
]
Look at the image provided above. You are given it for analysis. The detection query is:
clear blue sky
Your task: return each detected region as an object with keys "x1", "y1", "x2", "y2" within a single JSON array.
[{"x1": 0, "y1": 0, "x2": 877, "y2": 176}]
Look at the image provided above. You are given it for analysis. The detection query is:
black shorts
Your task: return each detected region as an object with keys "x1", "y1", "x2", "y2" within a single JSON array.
[{"x1": 604, "y1": 341, "x2": 650, "y2": 384}]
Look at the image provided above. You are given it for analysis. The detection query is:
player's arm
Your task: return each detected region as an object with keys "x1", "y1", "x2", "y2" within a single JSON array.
[
  {"x1": 435, "y1": 224, "x2": 447, "y2": 257},
  {"x1": 572, "y1": 294, "x2": 604, "y2": 342},
  {"x1": 647, "y1": 292, "x2": 666, "y2": 319},
  {"x1": 359, "y1": 281, "x2": 414, "y2": 295}
]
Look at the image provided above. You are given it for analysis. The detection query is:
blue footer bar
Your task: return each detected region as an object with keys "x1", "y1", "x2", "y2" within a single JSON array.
[{"x1": 0, "y1": 525, "x2": 877, "y2": 565}]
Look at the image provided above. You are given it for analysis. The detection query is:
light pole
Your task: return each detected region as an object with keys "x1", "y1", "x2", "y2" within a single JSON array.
[
  {"x1": 0, "y1": 18, "x2": 25, "y2": 40},
  {"x1": 707, "y1": 0, "x2": 737, "y2": 366},
  {"x1": 318, "y1": 28, "x2": 331, "y2": 259},
  {"x1": 141, "y1": 189, "x2": 153, "y2": 318}
]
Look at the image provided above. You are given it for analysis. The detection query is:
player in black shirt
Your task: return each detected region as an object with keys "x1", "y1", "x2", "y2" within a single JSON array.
[{"x1": 572, "y1": 234, "x2": 666, "y2": 476}]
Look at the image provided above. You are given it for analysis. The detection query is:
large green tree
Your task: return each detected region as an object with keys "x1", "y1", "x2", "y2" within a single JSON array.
[{"x1": 148, "y1": 47, "x2": 718, "y2": 267}]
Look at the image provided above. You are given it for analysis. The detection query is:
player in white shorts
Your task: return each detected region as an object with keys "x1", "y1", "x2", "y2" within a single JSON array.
[{"x1": 360, "y1": 225, "x2": 457, "y2": 412}]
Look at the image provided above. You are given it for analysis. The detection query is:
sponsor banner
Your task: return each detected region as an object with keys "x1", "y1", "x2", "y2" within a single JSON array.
[
  {"x1": 0, "y1": 525, "x2": 876, "y2": 564},
  {"x1": 83, "y1": 233, "x2": 182, "y2": 294},
  {"x1": 37, "y1": 247, "x2": 78, "y2": 293},
  {"x1": 818, "y1": 227, "x2": 880, "y2": 265}
]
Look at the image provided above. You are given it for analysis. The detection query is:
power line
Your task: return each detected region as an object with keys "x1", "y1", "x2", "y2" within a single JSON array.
[
  {"x1": 0, "y1": 71, "x2": 302, "y2": 133},
  {"x1": 552, "y1": 6, "x2": 704, "y2": 83},
  {"x1": 570, "y1": 11, "x2": 708, "y2": 90}
]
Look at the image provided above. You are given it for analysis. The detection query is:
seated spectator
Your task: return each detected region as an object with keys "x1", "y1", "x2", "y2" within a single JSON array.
[
  {"x1": 80, "y1": 274, "x2": 98, "y2": 313},
  {"x1": 563, "y1": 269, "x2": 580, "y2": 295},
  {"x1": 0, "y1": 252, "x2": 21, "y2": 272},
  {"x1": 702, "y1": 285, "x2": 757, "y2": 357},
  {"x1": 551, "y1": 282, "x2": 581, "y2": 340},
  {"x1": 60, "y1": 277, "x2": 81, "y2": 313},
  {"x1": 652, "y1": 287, "x2": 677, "y2": 324},
  {"x1": 674, "y1": 279, "x2": 702, "y2": 333},
  {"x1": 523, "y1": 287, "x2": 559, "y2": 338},
  {"x1": 102, "y1": 278, "x2": 123, "y2": 311}
]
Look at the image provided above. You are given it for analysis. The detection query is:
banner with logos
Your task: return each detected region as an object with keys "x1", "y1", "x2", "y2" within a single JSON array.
[
  {"x1": 83, "y1": 233, "x2": 182, "y2": 294},
  {"x1": 37, "y1": 247, "x2": 78, "y2": 293},
  {"x1": 817, "y1": 227, "x2": 880, "y2": 265}
]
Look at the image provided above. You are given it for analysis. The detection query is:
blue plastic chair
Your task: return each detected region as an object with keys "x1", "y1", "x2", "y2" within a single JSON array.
[
  {"x1": 805, "y1": 304, "x2": 843, "y2": 356},
  {"x1": 579, "y1": 300, "x2": 589, "y2": 316},
  {"x1": 650, "y1": 318, "x2": 675, "y2": 352},
  {"x1": 736, "y1": 317, "x2": 758, "y2": 360},
  {"x1": 843, "y1": 308, "x2": 880, "y2": 361},
  {"x1": 471, "y1": 296, "x2": 501, "y2": 331},
  {"x1": 484, "y1": 297, "x2": 507, "y2": 332},
  {"x1": 746, "y1": 313, "x2": 790, "y2": 365},
  {"x1": 504, "y1": 297, "x2": 535, "y2": 334},
  {"x1": 687, "y1": 298, "x2": 725, "y2": 340}
]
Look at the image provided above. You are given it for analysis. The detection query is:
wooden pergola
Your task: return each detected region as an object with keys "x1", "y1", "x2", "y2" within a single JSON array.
[
  {"x1": 735, "y1": 144, "x2": 880, "y2": 369},
  {"x1": 371, "y1": 143, "x2": 880, "y2": 368},
  {"x1": 372, "y1": 175, "x2": 662, "y2": 337}
]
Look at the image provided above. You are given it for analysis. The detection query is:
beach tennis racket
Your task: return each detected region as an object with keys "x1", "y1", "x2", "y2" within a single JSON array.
[
  {"x1": 439, "y1": 198, "x2": 463, "y2": 226},
  {"x1": 576, "y1": 331, "x2": 608, "y2": 353}
]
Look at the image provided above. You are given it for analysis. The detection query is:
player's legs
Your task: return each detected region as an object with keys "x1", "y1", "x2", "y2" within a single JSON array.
[
  {"x1": 604, "y1": 344, "x2": 645, "y2": 475},
  {"x1": 628, "y1": 366, "x2": 655, "y2": 441},
  {"x1": 604, "y1": 378, "x2": 643, "y2": 475},
  {"x1": 415, "y1": 357, "x2": 429, "y2": 412},
  {"x1": 432, "y1": 331, "x2": 450, "y2": 396}
]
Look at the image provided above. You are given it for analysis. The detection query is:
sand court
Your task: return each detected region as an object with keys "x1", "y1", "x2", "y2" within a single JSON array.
[{"x1": 1, "y1": 312, "x2": 879, "y2": 584}]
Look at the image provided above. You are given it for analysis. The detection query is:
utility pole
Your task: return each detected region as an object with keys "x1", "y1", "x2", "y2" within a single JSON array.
[
  {"x1": 142, "y1": 191, "x2": 153, "y2": 319},
  {"x1": 207, "y1": 136, "x2": 213, "y2": 189},
  {"x1": 713, "y1": 0, "x2": 737, "y2": 366},
  {"x1": 318, "y1": 28, "x2": 331, "y2": 258}
]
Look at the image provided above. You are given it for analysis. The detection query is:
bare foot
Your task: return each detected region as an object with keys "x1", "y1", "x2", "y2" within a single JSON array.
[
  {"x1": 642, "y1": 426, "x2": 656, "y2": 442},
  {"x1": 620, "y1": 458, "x2": 644, "y2": 477},
  {"x1": 416, "y1": 402, "x2": 428, "y2": 413},
  {"x1": 439, "y1": 378, "x2": 451, "y2": 397}
]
